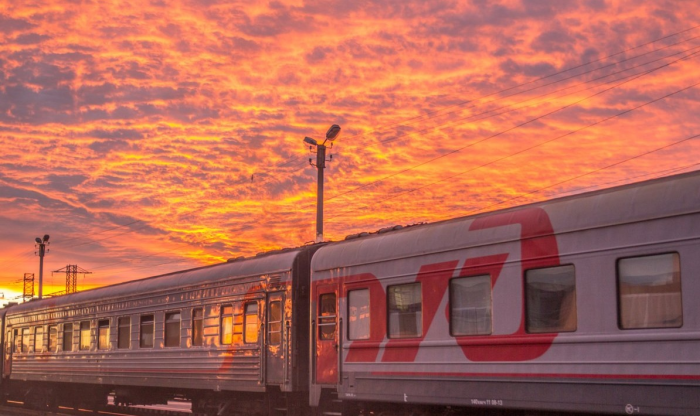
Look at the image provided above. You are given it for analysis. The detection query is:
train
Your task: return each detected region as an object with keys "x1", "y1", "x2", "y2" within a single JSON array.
[{"x1": 1, "y1": 170, "x2": 700, "y2": 416}]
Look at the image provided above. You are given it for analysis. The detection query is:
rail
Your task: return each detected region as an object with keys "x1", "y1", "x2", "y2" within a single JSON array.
[{"x1": 0, "y1": 402, "x2": 191, "y2": 416}]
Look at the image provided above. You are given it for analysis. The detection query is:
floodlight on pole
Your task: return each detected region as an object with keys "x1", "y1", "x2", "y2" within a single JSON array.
[
  {"x1": 326, "y1": 124, "x2": 341, "y2": 141},
  {"x1": 304, "y1": 124, "x2": 341, "y2": 243},
  {"x1": 34, "y1": 234, "x2": 49, "y2": 299}
]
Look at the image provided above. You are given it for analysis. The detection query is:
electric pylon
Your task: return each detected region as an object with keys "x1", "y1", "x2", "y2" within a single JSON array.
[
  {"x1": 23, "y1": 273, "x2": 34, "y2": 302},
  {"x1": 52, "y1": 265, "x2": 92, "y2": 294}
]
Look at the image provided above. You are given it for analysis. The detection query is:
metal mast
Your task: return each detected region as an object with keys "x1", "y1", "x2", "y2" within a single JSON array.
[
  {"x1": 304, "y1": 124, "x2": 341, "y2": 243},
  {"x1": 34, "y1": 234, "x2": 49, "y2": 299}
]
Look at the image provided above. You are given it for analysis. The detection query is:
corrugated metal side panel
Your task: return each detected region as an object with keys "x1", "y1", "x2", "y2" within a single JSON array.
[{"x1": 11, "y1": 348, "x2": 263, "y2": 390}]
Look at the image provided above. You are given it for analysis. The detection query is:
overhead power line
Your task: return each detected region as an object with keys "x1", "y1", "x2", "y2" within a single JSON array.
[
  {"x1": 320, "y1": 48, "x2": 700, "y2": 220},
  {"x1": 88, "y1": 247, "x2": 191, "y2": 271},
  {"x1": 251, "y1": 25, "x2": 700, "y2": 185},
  {"x1": 50, "y1": 222, "x2": 153, "y2": 252},
  {"x1": 53, "y1": 219, "x2": 143, "y2": 246},
  {"x1": 548, "y1": 162, "x2": 700, "y2": 198},
  {"x1": 336, "y1": 75, "x2": 700, "y2": 213},
  {"x1": 459, "y1": 132, "x2": 700, "y2": 218},
  {"x1": 337, "y1": 24, "x2": 700, "y2": 146},
  {"x1": 376, "y1": 38, "x2": 700, "y2": 146},
  {"x1": 0, "y1": 220, "x2": 149, "y2": 280}
]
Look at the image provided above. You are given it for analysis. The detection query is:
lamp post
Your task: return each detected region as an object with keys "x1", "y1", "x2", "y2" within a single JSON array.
[
  {"x1": 34, "y1": 234, "x2": 49, "y2": 299},
  {"x1": 304, "y1": 124, "x2": 341, "y2": 243}
]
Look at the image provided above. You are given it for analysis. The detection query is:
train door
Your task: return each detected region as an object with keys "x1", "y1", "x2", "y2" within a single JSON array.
[
  {"x1": 3, "y1": 329, "x2": 11, "y2": 377},
  {"x1": 315, "y1": 285, "x2": 338, "y2": 384},
  {"x1": 266, "y1": 292, "x2": 285, "y2": 384}
]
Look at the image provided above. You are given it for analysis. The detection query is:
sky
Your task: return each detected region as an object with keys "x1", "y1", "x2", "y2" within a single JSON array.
[{"x1": 1, "y1": 0, "x2": 699, "y2": 304}]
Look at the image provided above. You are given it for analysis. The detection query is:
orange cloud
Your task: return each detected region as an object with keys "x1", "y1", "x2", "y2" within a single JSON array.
[{"x1": 0, "y1": 0, "x2": 699, "y2": 298}]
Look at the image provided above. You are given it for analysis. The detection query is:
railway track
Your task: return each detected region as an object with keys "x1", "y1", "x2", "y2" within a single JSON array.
[
  {"x1": 0, "y1": 401, "x2": 191, "y2": 416},
  {"x1": 0, "y1": 404, "x2": 611, "y2": 416},
  {"x1": 0, "y1": 403, "x2": 608, "y2": 416}
]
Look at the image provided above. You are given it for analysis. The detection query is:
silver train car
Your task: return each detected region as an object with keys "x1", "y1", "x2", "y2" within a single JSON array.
[
  {"x1": 1, "y1": 170, "x2": 699, "y2": 415},
  {"x1": 1, "y1": 246, "x2": 318, "y2": 414},
  {"x1": 309, "y1": 170, "x2": 700, "y2": 415}
]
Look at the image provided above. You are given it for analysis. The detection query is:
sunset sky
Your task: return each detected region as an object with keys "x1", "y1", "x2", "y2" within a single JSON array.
[{"x1": 1, "y1": 0, "x2": 699, "y2": 304}]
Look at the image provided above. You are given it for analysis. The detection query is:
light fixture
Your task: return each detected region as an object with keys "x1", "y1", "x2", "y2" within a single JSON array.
[
  {"x1": 325, "y1": 124, "x2": 341, "y2": 141},
  {"x1": 34, "y1": 235, "x2": 50, "y2": 299}
]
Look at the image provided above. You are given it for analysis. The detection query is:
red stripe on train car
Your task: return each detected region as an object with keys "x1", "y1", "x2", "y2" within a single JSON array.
[{"x1": 369, "y1": 371, "x2": 700, "y2": 380}]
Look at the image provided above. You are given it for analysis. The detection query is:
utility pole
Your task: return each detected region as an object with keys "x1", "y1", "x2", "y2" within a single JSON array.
[
  {"x1": 34, "y1": 234, "x2": 50, "y2": 299},
  {"x1": 53, "y1": 265, "x2": 92, "y2": 294},
  {"x1": 304, "y1": 124, "x2": 341, "y2": 243},
  {"x1": 315, "y1": 143, "x2": 326, "y2": 242},
  {"x1": 23, "y1": 273, "x2": 34, "y2": 302}
]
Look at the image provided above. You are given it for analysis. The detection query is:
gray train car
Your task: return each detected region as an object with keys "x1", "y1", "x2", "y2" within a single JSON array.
[
  {"x1": 0, "y1": 307, "x2": 9, "y2": 384},
  {"x1": 310, "y1": 170, "x2": 700, "y2": 415},
  {"x1": 2, "y1": 246, "x2": 318, "y2": 414}
]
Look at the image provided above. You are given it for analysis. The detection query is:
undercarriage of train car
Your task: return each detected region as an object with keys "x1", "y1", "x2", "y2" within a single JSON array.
[{"x1": 1, "y1": 379, "x2": 313, "y2": 416}]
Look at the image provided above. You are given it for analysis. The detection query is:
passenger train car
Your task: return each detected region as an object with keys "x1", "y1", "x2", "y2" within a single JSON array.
[
  {"x1": 1, "y1": 170, "x2": 700, "y2": 415},
  {"x1": 0, "y1": 246, "x2": 318, "y2": 414}
]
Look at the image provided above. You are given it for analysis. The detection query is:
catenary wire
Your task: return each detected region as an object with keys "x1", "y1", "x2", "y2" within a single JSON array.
[
  {"x1": 252, "y1": 30, "x2": 700, "y2": 203},
  {"x1": 329, "y1": 75, "x2": 700, "y2": 216},
  {"x1": 323, "y1": 45, "x2": 700, "y2": 207},
  {"x1": 337, "y1": 25, "x2": 700, "y2": 145},
  {"x1": 458, "y1": 133, "x2": 700, "y2": 218},
  {"x1": 50, "y1": 222, "x2": 155, "y2": 251},
  {"x1": 253, "y1": 26, "x2": 700, "y2": 181},
  {"x1": 544, "y1": 162, "x2": 700, "y2": 198},
  {"x1": 377, "y1": 38, "x2": 700, "y2": 146},
  {"x1": 320, "y1": 49, "x2": 700, "y2": 219},
  {"x1": 52, "y1": 219, "x2": 144, "y2": 245}
]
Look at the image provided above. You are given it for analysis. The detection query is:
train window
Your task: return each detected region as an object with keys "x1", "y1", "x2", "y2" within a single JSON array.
[
  {"x1": 617, "y1": 253, "x2": 682, "y2": 329},
  {"x1": 525, "y1": 265, "x2": 577, "y2": 333},
  {"x1": 98, "y1": 320, "x2": 110, "y2": 350},
  {"x1": 165, "y1": 312, "x2": 181, "y2": 347},
  {"x1": 318, "y1": 294, "x2": 336, "y2": 340},
  {"x1": 232, "y1": 307, "x2": 243, "y2": 344},
  {"x1": 140, "y1": 315, "x2": 154, "y2": 348},
  {"x1": 244, "y1": 303, "x2": 259, "y2": 344},
  {"x1": 80, "y1": 321, "x2": 91, "y2": 350},
  {"x1": 118, "y1": 317, "x2": 130, "y2": 349},
  {"x1": 48, "y1": 326, "x2": 58, "y2": 352},
  {"x1": 450, "y1": 275, "x2": 492, "y2": 336},
  {"x1": 387, "y1": 283, "x2": 422, "y2": 339},
  {"x1": 34, "y1": 326, "x2": 44, "y2": 353},
  {"x1": 269, "y1": 301, "x2": 282, "y2": 345},
  {"x1": 62, "y1": 323, "x2": 73, "y2": 352},
  {"x1": 13, "y1": 329, "x2": 20, "y2": 353},
  {"x1": 21, "y1": 327, "x2": 29, "y2": 353},
  {"x1": 348, "y1": 289, "x2": 370, "y2": 340},
  {"x1": 192, "y1": 308, "x2": 203, "y2": 347},
  {"x1": 221, "y1": 305, "x2": 233, "y2": 345}
]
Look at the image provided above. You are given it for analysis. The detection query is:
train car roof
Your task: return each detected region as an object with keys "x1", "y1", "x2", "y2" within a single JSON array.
[
  {"x1": 312, "y1": 170, "x2": 700, "y2": 273},
  {"x1": 8, "y1": 247, "x2": 309, "y2": 315}
]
